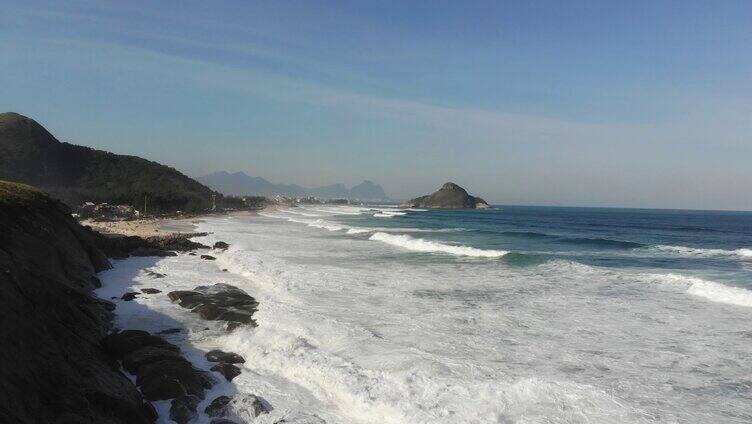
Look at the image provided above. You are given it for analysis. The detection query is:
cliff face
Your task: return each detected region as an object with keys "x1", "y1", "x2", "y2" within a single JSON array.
[
  {"x1": 402, "y1": 182, "x2": 491, "y2": 209},
  {"x1": 0, "y1": 112, "x2": 217, "y2": 213},
  {"x1": 0, "y1": 181, "x2": 155, "y2": 424}
]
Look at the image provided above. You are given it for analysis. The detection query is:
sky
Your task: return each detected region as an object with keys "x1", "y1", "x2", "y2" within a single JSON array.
[{"x1": 1, "y1": 1, "x2": 751, "y2": 209}]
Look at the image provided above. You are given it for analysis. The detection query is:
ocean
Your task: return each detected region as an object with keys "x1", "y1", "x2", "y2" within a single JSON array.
[{"x1": 99, "y1": 205, "x2": 752, "y2": 423}]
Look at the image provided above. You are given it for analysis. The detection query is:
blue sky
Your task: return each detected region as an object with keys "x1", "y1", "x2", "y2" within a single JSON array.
[{"x1": 1, "y1": 1, "x2": 751, "y2": 209}]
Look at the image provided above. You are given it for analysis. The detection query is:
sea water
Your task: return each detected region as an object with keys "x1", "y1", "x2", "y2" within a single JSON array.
[{"x1": 99, "y1": 205, "x2": 752, "y2": 423}]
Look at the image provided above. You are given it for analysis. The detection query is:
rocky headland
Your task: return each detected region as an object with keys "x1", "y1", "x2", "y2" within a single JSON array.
[
  {"x1": 401, "y1": 182, "x2": 491, "y2": 209},
  {"x1": 0, "y1": 181, "x2": 155, "y2": 423},
  {"x1": 0, "y1": 180, "x2": 264, "y2": 423}
]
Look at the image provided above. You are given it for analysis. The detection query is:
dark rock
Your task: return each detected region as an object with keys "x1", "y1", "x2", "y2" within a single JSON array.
[
  {"x1": 205, "y1": 395, "x2": 231, "y2": 417},
  {"x1": 145, "y1": 270, "x2": 165, "y2": 278},
  {"x1": 157, "y1": 327, "x2": 182, "y2": 335},
  {"x1": 210, "y1": 363, "x2": 242, "y2": 382},
  {"x1": 211, "y1": 419, "x2": 239, "y2": 424},
  {"x1": 136, "y1": 359, "x2": 214, "y2": 400},
  {"x1": 206, "y1": 350, "x2": 245, "y2": 364},
  {"x1": 201, "y1": 254, "x2": 216, "y2": 260},
  {"x1": 131, "y1": 247, "x2": 177, "y2": 257},
  {"x1": 213, "y1": 241, "x2": 230, "y2": 250},
  {"x1": 87, "y1": 230, "x2": 209, "y2": 259},
  {"x1": 222, "y1": 269, "x2": 228, "y2": 272},
  {"x1": 0, "y1": 180, "x2": 154, "y2": 423},
  {"x1": 169, "y1": 395, "x2": 201, "y2": 424},
  {"x1": 140, "y1": 288, "x2": 161, "y2": 294},
  {"x1": 189, "y1": 252, "x2": 197, "y2": 256},
  {"x1": 102, "y1": 330, "x2": 180, "y2": 359},
  {"x1": 401, "y1": 182, "x2": 491, "y2": 209},
  {"x1": 236, "y1": 394, "x2": 270, "y2": 418},
  {"x1": 168, "y1": 284, "x2": 258, "y2": 329},
  {"x1": 122, "y1": 346, "x2": 188, "y2": 374},
  {"x1": 122, "y1": 292, "x2": 139, "y2": 301},
  {"x1": 139, "y1": 375, "x2": 187, "y2": 401}
]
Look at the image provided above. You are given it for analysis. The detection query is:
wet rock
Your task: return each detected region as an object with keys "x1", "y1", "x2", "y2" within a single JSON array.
[
  {"x1": 136, "y1": 359, "x2": 214, "y2": 400},
  {"x1": 205, "y1": 394, "x2": 269, "y2": 420},
  {"x1": 140, "y1": 288, "x2": 161, "y2": 294},
  {"x1": 206, "y1": 350, "x2": 245, "y2": 364},
  {"x1": 201, "y1": 254, "x2": 216, "y2": 260},
  {"x1": 169, "y1": 395, "x2": 200, "y2": 424},
  {"x1": 188, "y1": 252, "x2": 196, "y2": 256},
  {"x1": 145, "y1": 270, "x2": 165, "y2": 278},
  {"x1": 122, "y1": 346, "x2": 188, "y2": 374},
  {"x1": 157, "y1": 328, "x2": 182, "y2": 335},
  {"x1": 213, "y1": 241, "x2": 230, "y2": 250},
  {"x1": 210, "y1": 363, "x2": 242, "y2": 382},
  {"x1": 234, "y1": 394, "x2": 269, "y2": 418},
  {"x1": 121, "y1": 292, "x2": 139, "y2": 301},
  {"x1": 210, "y1": 419, "x2": 238, "y2": 424},
  {"x1": 131, "y1": 247, "x2": 177, "y2": 257},
  {"x1": 102, "y1": 330, "x2": 179, "y2": 359},
  {"x1": 167, "y1": 284, "x2": 258, "y2": 329},
  {"x1": 205, "y1": 395, "x2": 231, "y2": 417}
]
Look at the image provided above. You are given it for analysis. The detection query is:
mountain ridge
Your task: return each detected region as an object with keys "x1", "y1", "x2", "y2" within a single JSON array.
[
  {"x1": 0, "y1": 112, "x2": 217, "y2": 213},
  {"x1": 198, "y1": 171, "x2": 389, "y2": 201}
]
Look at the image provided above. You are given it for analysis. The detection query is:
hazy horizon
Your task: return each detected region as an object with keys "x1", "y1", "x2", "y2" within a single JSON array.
[{"x1": 2, "y1": 1, "x2": 751, "y2": 210}]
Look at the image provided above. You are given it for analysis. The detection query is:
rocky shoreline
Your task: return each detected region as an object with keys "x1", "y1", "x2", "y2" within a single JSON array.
[{"x1": 0, "y1": 181, "x2": 271, "y2": 423}]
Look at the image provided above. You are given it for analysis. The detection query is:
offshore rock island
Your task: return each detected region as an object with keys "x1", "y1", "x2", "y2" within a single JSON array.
[{"x1": 401, "y1": 182, "x2": 491, "y2": 209}]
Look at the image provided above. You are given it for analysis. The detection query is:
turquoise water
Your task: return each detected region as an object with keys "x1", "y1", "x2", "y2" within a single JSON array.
[{"x1": 337, "y1": 206, "x2": 752, "y2": 287}]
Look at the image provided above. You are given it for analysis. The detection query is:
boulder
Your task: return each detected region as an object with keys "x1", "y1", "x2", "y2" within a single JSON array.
[
  {"x1": 201, "y1": 254, "x2": 216, "y2": 260},
  {"x1": 205, "y1": 395, "x2": 232, "y2": 417},
  {"x1": 210, "y1": 363, "x2": 242, "y2": 382},
  {"x1": 145, "y1": 270, "x2": 165, "y2": 278},
  {"x1": 122, "y1": 346, "x2": 188, "y2": 374},
  {"x1": 169, "y1": 395, "x2": 201, "y2": 424},
  {"x1": 140, "y1": 288, "x2": 161, "y2": 294},
  {"x1": 167, "y1": 284, "x2": 258, "y2": 329},
  {"x1": 136, "y1": 359, "x2": 214, "y2": 400},
  {"x1": 205, "y1": 394, "x2": 269, "y2": 420},
  {"x1": 102, "y1": 330, "x2": 180, "y2": 359},
  {"x1": 205, "y1": 350, "x2": 245, "y2": 364},
  {"x1": 156, "y1": 328, "x2": 182, "y2": 335},
  {"x1": 213, "y1": 241, "x2": 230, "y2": 250},
  {"x1": 121, "y1": 292, "x2": 139, "y2": 301}
]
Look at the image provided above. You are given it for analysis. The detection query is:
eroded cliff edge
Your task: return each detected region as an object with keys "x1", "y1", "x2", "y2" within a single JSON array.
[{"x1": 0, "y1": 181, "x2": 155, "y2": 424}]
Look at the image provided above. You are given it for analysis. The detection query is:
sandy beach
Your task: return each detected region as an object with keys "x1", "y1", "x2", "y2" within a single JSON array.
[{"x1": 80, "y1": 216, "x2": 205, "y2": 238}]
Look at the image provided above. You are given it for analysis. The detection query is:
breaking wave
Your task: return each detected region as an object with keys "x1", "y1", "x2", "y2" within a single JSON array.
[
  {"x1": 369, "y1": 232, "x2": 508, "y2": 258},
  {"x1": 649, "y1": 245, "x2": 752, "y2": 259},
  {"x1": 650, "y1": 273, "x2": 752, "y2": 307}
]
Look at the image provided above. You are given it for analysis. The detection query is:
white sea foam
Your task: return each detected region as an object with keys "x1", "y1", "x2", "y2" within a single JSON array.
[
  {"x1": 373, "y1": 213, "x2": 395, "y2": 218},
  {"x1": 650, "y1": 273, "x2": 752, "y2": 307},
  {"x1": 369, "y1": 232, "x2": 507, "y2": 258},
  {"x1": 94, "y1": 214, "x2": 752, "y2": 423},
  {"x1": 650, "y1": 245, "x2": 752, "y2": 260}
]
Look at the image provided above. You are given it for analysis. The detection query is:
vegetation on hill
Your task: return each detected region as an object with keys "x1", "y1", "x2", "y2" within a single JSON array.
[
  {"x1": 0, "y1": 112, "x2": 217, "y2": 213},
  {"x1": 402, "y1": 182, "x2": 491, "y2": 209}
]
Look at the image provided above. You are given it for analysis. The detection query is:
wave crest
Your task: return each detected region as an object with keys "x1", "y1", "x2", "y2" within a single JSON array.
[
  {"x1": 369, "y1": 232, "x2": 507, "y2": 258},
  {"x1": 651, "y1": 273, "x2": 752, "y2": 307}
]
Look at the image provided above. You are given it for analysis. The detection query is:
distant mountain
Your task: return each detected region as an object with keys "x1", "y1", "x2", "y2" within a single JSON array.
[
  {"x1": 199, "y1": 171, "x2": 389, "y2": 201},
  {"x1": 0, "y1": 112, "x2": 217, "y2": 213},
  {"x1": 350, "y1": 180, "x2": 388, "y2": 201},
  {"x1": 402, "y1": 182, "x2": 490, "y2": 209}
]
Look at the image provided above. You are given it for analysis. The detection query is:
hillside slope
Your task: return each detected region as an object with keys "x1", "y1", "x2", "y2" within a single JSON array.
[
  {"x1": 0, "y1": 112, "x2": 216, "y2": 213},
  {"x1": 0, "y1": 181, "x2": 155, "y2": 423}
]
